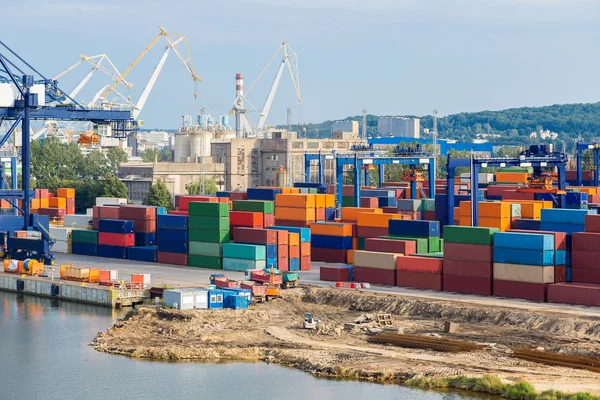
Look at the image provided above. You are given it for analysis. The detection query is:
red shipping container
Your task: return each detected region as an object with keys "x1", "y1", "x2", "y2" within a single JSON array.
[
  {"x1": 365, "y1": 238, "x2": 416, "y2": 255},
  {"x1": 573, "y1": 232, "x2": 600, "y2": 251},
  {"x1": 486, "y1": 185, "x2": 518, "y2": 197},
  {"x1": 443, "y1": 243, "x2": 493, "y2": 262},
  {"x1": 300, "y1": 242, "x2": 311, "y2": 257},
  {"x1": 230, "y1": 211, "x2": 263, "y2": 228},
  {"x1": 315, "y1": 208, "x2": 326, "y2": 221},
  {"x1": 508, "y1": 230, "x2": 567, "y2": 250},
  {"x1": 38, "y1": 208, "x2": 66, "y2": 219},
  {"x1": 397, "y1": 256, "x2": 442, "y2": 274},
  {"x1": 423, "y1": 211, "x2": 436, "y2": 221},
  {"x1": 278, "y1": 257, "x2": 289, "y2": 272},
  {"x1": 93, "y1": 206, "x2": 120, "y2": 220},
  {"x1": 66, "y1": 206, "x2": 75, "y2": 215},
  {"x1": 66, "y1": 198, "x2": 75, "y2": 208},
  {"x1": 263, "y1": 213, "x2": 275, "y2": 228},
  {"x1": 229, "y1": 192, "x2": 247, "y2": 201},
  {"x1": 342, "y1": 185, "x2": 354, "y2": 196},
  {"x1": 178, "y1": 196, "x2": 218, "y2": 211},
  {"x1": 547, "y1": 283, "x2": 600, "y2": 307},
  {"x1": 157, "y1": 252, "x2": 188, "y2": 266},
  {"x1": 233, "y1": 227, "x2": 277, "y2": 245},
  {"x1": 289, "y1": 245, "x2": 300, "y2": 259},
  {"x1": 493, "y1": 280, "x2": 548, "y2": 302},
  {"x1": 396, "y1": 270, "x2": 442, "y2": 291},
  {"x1": 277, "y1": 244, "x2": 288, "y2": 257},
  {"x1": 360, "y1": 197, "x2": 379, "y2": 208},
  {"x1": 356, "y1": 226, "x2": 388, "y2": 238},
  {"x1": 133, "y1": 219, "x2": 156, "y2": 233},
  {"x1": 93, "y1": 219, "x2": 99, "y2": 230},
  {"x1": 35, "y1": 188, "x2": 49, "y2": 199},
  {"x1": 275, "y1": 231, "x2": 288, "y2": 245},
  {"x1": 443, "y1": 259, "x2": 493, "y2": 279},
  {"x1": 354, "y1": 266, "x2": 395, "y2": 286},
  {"x1": 501, "y1": 190, "x2": 535, "y2": 200},
  {"x1": 555, "y1": 265, "x2": 567, "y2": 283},
  {"x1": 572, "y1": 268, "x2": 600, "y2": 284},
  {"x1": 572, "y1": 250, "x2": 600, "y2": 270},
  {"x1": 131, "y1": 274, "x2": 144, "y2": 284},
  {"x1": 585, "y1": 214, "x2": 600, "y2": 233},
  {"x1": 443, "y1": 275, "x2": 492, "y2": 296},
  {"x1": 168, "y1": 210, "x2": 188, "y2": 216},
  {"x1": 381, "y1": 207, "x2": 398, "y2": 214},
  {"x1": 120, "y1": 206, "x2": 156, "y2": 221},
  {"x1": 300, "y1": 255, "x2": 311, "y2": 271},
  {"x1": 311, "y1": 247, "x2": 347, "y2": 263},
  {"x1": 274, "y1": 219, "x2": 308, "y2": 228},
  {"x1": 320, "y1": 266, "x2": 351, "y2": 281},
  {"x1": 397, "y1": 211, "x2": 421, "y2": 220},
  {"x1": 98, "y1": 232, "x2": 134, "y2": 247}
]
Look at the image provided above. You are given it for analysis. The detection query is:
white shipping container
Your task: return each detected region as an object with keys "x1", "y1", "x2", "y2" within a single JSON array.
[
  {"x1": 26, "y1": 231, "x2": 42, "y2": 239},
  {"x1": 86, "y1": 208, "x2": 93, "y2": 216},
  {"x1": 52, "y1": 240, "x2": 69, "y2": 254},
  {"x1": 95, "y1": 197, "x2": 127, "y2": 206},
  {"x1": 63, "y1": 214, "x2": 93, "y2": 228},
  {"x1": 50, "y1": 227, "x2": 72, "y2": 242}
]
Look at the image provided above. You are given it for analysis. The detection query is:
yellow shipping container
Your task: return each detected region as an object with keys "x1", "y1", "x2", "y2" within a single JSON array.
[
  {"x1": 288, "y1": 232, "x2": 300, "y2": 247},
  {"x1": 57, "y1": 188, "x2": 75, "y2": 198},
  {"x1": 89, "y1": 268, "x2": 101, "y2": 283},
  {"x1": 325, "y1": 194, "x2": 335, "y2": 208},
  {"x1": 274, "y1": 207, "x2": 315, "y2": 221},
  {"x1": 341, "y1": 207, "x2": 382, "y2": 221},
  {"x1": 275, "y1": 194, "x2": 315, "y2": 208},
  {"x1": 49, "y1": 197, "x2": 66, "y2": 208},
  {"x1": 310, "y1": 222, "x2": 353, "y2": 237},
  {"x1": 314, "y1": 194, "x2": 326, "y2": 208},
  {"x1": 567, "y1": 187, "x2": 598, "y2": 195},
  {"x1": 30, "y1": 199, "x2": 40, "y2": 209},
  {"x1": 496, "y1": 172, "x2": 529, "y2": 183},
  {"x1": 40, "y1": 198, "x2": 49, "y2": 208},
  {"x1": 356, "y1": 212, "x2": 404, "y2": 228}
]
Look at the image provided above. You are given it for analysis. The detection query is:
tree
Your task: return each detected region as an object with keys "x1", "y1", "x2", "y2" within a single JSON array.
[
  {"x1": 186, "y1": 177, "x2": 218, "y2": 195},
  {"x1": 141, "y1": 148, "x2": 161, "y2": 162},
  {"x1": 106, "y1": 146, "x2": 129, "y2": 175},
  {"x1": 144, "y1": 180, "x2": 174, "y2": 210},
  {"x1": 102, "y1": 175, "x2": 129, "y2": 199}
]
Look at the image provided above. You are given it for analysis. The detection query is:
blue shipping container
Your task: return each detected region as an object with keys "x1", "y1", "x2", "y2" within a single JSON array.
[
  {"x1": 225, "y1": 295, "x2": 249, "y2": 310},
  {"x1": 388, "y1": 220, "x2": 440, "y2": 238},
  {"x1": 540, "y1": 222, "x2": 585, "y2": 235},
  {"x1": 127, "y1": 246, "x2": 158, "y2": 262},
  {"x1": 71, "y1": 242, "x2": 98, "y2": 256},
  {"x1": 247, "y1": 188, "x2": 281, "y2": 201},
  {"x1": 514, "y1": 219, "x2": 542, "y2": 231},
  {"x1": 540, "y1": 209, "x2": 596, "y2": 225},
  {"x1": 325, "y1": 208, "x2": 336, "y2": 221},
  {"x1": 566, "y1": 250, "x2": 572, "y2": 267},
  {"x1": 156, "y1": 207, "x2": 167, "y2": 215},
  {"x1": 208, "y1": 290, "x2": 224, "y2": 309},
  {"x1": 566, "y1": 267, "x2": 572, "y2": 283},
  {"x1": 566, "y1": 192, "x2": 588, "y2": 206},
  {"x1": 216, "y1": 191, "x2": 230, "y2": 198},
  {"x1": 267, "y1": 257, "x2": 277, "y2": 269},
  {"x1": 157, "y1": 214, "x2": 188, "y2": 230},
  {"x1": 157, "y1": 228, "x2": 188, "y2": 243},
  {"x1": 493, "y1": 233, "x2": 554, "y2": 251},
  {"x1": 157, "y1": 238, "x2": 188, "y2": 254},
  {"x1": 268, "y1": 226, "x2": 311, "y2": 242},
  {"x1": 266, "y1": 244, "x2": 277, "y2": 259},
  {"x1": 98, "y1": 219, "x2": 135, "y2": 234},
  {"x1": 289, "y1": 258, "x2": 300, "y2": 271},
  {"x1": 135, "y1": 232, "x2": 156, "y2": 247},
  {"x1": 378, "y1": 197, "x2": 397, "y2": 207},
  {"x1": 555, "y1": 249, "x2": 567, "y2": 266},
  {"x1": 311, "y1": 234, "x2": 353, "y2": 249},
  {"x1": 98, "y1": 245, "x2": 128, "y2": 259},
  {"x1": 493, "y1": 248, "x2": 555, "y2": 266}
]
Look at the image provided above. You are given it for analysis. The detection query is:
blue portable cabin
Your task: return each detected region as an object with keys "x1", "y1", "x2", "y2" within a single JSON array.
[{"x1": 208, "y1": 289, "x2": 224, "y2": 309}]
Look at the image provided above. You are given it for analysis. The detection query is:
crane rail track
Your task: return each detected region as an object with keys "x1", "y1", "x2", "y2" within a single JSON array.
[
  {"x1": 368, "y1": 333, "x2": 484, "y2": 353},
  {"x1": 512, "y1": 348, "x2": 600, "y2": 373}
]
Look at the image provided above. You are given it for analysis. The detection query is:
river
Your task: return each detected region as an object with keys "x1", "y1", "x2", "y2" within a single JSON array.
[{"x1": 0, "y1": 292, "x2": 493, "y2": 400}]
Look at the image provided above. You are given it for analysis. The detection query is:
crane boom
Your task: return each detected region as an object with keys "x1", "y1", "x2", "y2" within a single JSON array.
[
  {"x1": 69, "y1": 57, "x2": 103, "y2": 99},
  {"x1": 257, "y1": 59, "x2": 286, "y2": 130}
]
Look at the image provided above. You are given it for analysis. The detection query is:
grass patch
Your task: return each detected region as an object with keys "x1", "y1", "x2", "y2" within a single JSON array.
[{"x1": 405, "y1": 375, "x2": 600, "y2": 400}]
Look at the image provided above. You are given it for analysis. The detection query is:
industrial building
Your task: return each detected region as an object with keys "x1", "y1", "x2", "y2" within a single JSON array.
[
  {"x1": 377, "y1": 116, "x2": 420, "y2": 138},
  {"x1": 332, "y1": 120, "x2": 359, "y2": 134}
]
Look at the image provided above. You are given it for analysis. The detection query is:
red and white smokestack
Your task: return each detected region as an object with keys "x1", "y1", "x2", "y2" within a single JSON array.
[
  {"x1": 235, "y1": 73, "x2": 244, "y2": 139},
  {"x1": 236, "y1": 73, "x2": 244, "y2": 98}
]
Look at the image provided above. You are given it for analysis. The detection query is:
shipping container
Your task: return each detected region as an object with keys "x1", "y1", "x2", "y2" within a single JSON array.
[
  {"x1": 98, "y1": 245, "x2": 128, "y2": 259},
  {"x1": 222, "y1": 258, "x2": 266, "y2": 272},
  {"x1": 71, "y1": 229, "x2": 98, "y2": 244},
  {"x1": 340, "y1": 207, "x2": 382, "y2": 221},
  {"x1": 353, "y1": 251, "x2": 400, "y2": 270},
  {"x1": 189, "y1": 241, "x2": 222, "y2": 257},
  {"x1": 188, "y1": 254, "x2": 222, "y2": 269},
  {"x1": 98, "y1": 219, "x2": 134, "y2": 234},
  {"x1": 157, "y1": 238, "x2": 188, "y2": 254},
  {"x1": 443, "y1": 275, "x2": 492, "y2": 296},
  {"x1": 157, "y1": 252, "x2": 188, "y2": 266},
  {"x1": 443, "y1": 259, "x2": 492, "y2": 279},
  {"x1": 389, "y1": 220, "x2": 439, "y2": 238},
  {"x1": 364, "y1": 238, "x2": 416, "y2": 255},
  {"x1": 396, "y1": 271, "x2": 442, "y2": 291},
  {"x1": 222, "y1": 243, "x2": 266, "y2": 260},
  {"x1": 188, "y1": 229, "x2": 230, "y2": 243},
  {"x1": 188, "y1": 216, "x2": 230, "y2": 231},
  {"x1": 157, "y1": 228, "x2": 188, "y2": 243},
  {"x1": 120, "y1": 206, "x2": 156, "y2": 221},
  {"x1": 493, "y1": 263, "x2": 555, "y2": 284},
  {"x1": 353, "y1": 266, "x2": 395, "y2": 286},
  {"x1": 98, "y1": 232, "x2": 135, "y2": 247},
  {"x1": 309, "y1": 222, "x2": 353, "y2": 237},
  {"x1": 311, "y1": 248, "x2": 347, "y2": 263},
  {"x1": 320, "y1": 265, "x2": 353, "y2": 282},
  {"x1": 443, "y1": 243, "x2": 492, "y2": 262},
  {"x1": 71, "y1": 242, "x2": 98, "y2": 256},
  {"x1": 396, "y1": 256, "x2": 442, "y2": 274},
  {"x1": 157, "y1": 214, "x2": 188, "y2": 230},
  {"x1": 493, "y1": 248, "x2": 555, "y2": 266},
  {"x1": 188, "y1": 202, "x2": 229, "y2": 217},
  {"x1": 494, "y1": 232, "x2": 555, "y2": 251},
  {"x1": 493, "y1": 280, "x2": 548, "y2": 302},
  {"x1": 134, "y1": 232, "x2": 156, "y2": 246},
  {"x1": 547, "y1": 283, "x2": 600, "y2": 307},
  {"x1": 311, "y1": 234, "x2": 353, "y2": 250},
  {"x1": 127, "y1": 246, "x2": 158, "y2": 262},
  {"x1": 442, "y1": 226, "x2": 498, "y2": 245},
  {"x1": 268, "y1": 226, "x2": 311, "y2": 242}
]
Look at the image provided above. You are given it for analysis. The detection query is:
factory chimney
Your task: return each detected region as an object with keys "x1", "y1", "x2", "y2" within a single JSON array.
[{"x1": 235, "y1": 73, "x2": 244, "y2": 139}]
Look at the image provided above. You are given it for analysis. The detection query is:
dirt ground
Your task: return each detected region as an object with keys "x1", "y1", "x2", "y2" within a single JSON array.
[{"x1": 92, "y1": 286, "x2": 600, "y2": 395}]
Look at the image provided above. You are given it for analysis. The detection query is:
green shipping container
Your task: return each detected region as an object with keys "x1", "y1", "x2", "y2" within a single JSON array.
[
  {"x1": 428, "y1": 237, "x2": 441, "y2": 253},
  {"x1": 357, "y1": 237, "x2": 365, "y2": 250},
  {"x1": 188, "y1": 254, "x2": 222, "y2": 269},
  {"x1": 419, "y1": 252, "x2": 444, "y2": 259},
  {"x1": 308, "y1": 188, "x2": 317, "y2": 194},
  {"x1": 188, "y1": 229, "x2": 230, "y2": 243},
  {"x1": 222, "y1": 243, "x2": 266, "y2": 260},
  {"x1": 189, "y1": 241, "x2": 222, "y2": 257},
  {"x1": 443, "y1": 226, "x2": 499, "y2": 245},
  {"x1": 223, "y1": 258, "x2": 266, "y2": 272},
  {"x1": 232, "y1": 200, "x2": 274, "y2": 214},
  {"x1": 379, "y1": 235, "x2": 428, "y2": 254},
  {"x1": 188, "y1": 216, "x2": 230, "y2": 231},
  {"x1": 421, "y1": 199, "x2": 435, "y2": 212},
  {"x1": 71, "y1": 229, "x2": 98, "y2": 244},
  {"x1": 342, "y1": 196, "x2": 355, "y2": 207},
  {"x1": 188, "y1": 202, "x2": 229, "y2": 217}
]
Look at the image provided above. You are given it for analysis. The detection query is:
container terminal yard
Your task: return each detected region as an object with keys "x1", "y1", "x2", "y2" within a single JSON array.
[{"x1": 2, "y1": 25, "x2": 600, "y2": 399}]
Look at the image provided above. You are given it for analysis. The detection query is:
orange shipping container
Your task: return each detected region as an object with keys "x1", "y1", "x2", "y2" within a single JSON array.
[
  {"x1": 274, "y1": 207, "x2": 315, "y2": 221},
  {"x1": 496, "y1": 172, "x2": 529, "y2": 183},
  {"x1": 356, "y1": 212, "x2": 403, "y2": 228},
  {"x1": 567, "y1": 187, "x2": 598, "y2": 195},
  {"x1": 288, "y1": 232, "x2": 300, "y2": 247},
  {"x1": 89, "y1": 268, "x2": 101, "y2": 283},
  {"x1": 30, "y1": 199, "x2": 40, "y2": 209},
  {"x1": 310, "y1": 222, "x2": 353, "y2": 237},
  {"x1": 40, "y1": 198, "x2": 49, "y2": 208},
  {"x1": 49, "y1": 197, "x2": 67, "y2": 208},
  {"x1": 325, "y1": 194, "x2": 335, "y2": 208},
  {"x1": 459, "y1": 201, "x2": 510, "y2": 218},
  {"x1": 341, "y1": 207, "x2": 382, "y2": 221},
  {"x1": 275, "y1": 194, "x2": 315, "y2": 208},
  {"x1": 314, "y1": 194, "x2": 326, "y2": 208},
  {"x1": 347, "y1": 249, "x2": 355, "y2": 264},
  {"x1": 57, "y1": 188, "x2": 75, "y2": 198},
  {"x1": 479, "y1": 217, "x2": 511, "y2": 232}
]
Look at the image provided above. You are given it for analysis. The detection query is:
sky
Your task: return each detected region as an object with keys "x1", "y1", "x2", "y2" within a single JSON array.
[{"x1": 2, "y1": 0, "x2": 599, "y2": 128}]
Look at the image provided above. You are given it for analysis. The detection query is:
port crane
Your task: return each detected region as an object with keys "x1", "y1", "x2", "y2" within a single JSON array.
[{"x1": 233, "y1": 42, "x2": 302, "y2": 137}]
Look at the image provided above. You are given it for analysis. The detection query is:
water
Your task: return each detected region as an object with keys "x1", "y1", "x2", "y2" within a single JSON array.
[{"x1": 0, "y1": 292, "x2": 492, "y2": 400}]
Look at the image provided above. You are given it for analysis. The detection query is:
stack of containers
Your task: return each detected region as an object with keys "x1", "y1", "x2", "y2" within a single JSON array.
[
  {"x1": 71, "y1": 229, "x2": 98, "y2": 256},
  {"x1": 268, "y1": 226, "x2": 310, "y2": 270},
  {"x1": 356, "y1": 212, "x2": 404, "y2": 251},
  {"x1": 97, "y1": 219, "x2": 135, "y2": 259},
  {"x1": 120, "y1": 206, "x2": 157, "y2": 247},
  {"x1": 63, "y1": 214, "x2": 93, "y2": 229},
  {"x1": 188, "y1": 202, "x2": 230, "y2": 269},
  {"x1": 288, "y1": 232, "x2": 300, "y2": 271},
  {"x1": 353, "y1": 250, "x2": 401, "y2": 285},
  {"x1": 222, "y1": 243, "x2": 266, "y2": 272},
  {"x1": 341, "y1": 185, "x2": 355, "y2": 207},
  {"x1": 232, "y1": 227, "x2": 278, "y2": 269},
  {"x1": 571, "y1": 214, "x2": 600, "y2": 284},
  {"x1": 274, "y1": 194, "x2": 315, "y2": 228},
  {"x1": 310, "y1": 222, "x2": 353, "y2": 263},
  {"x1": 396, "y1": 199, "x2": 422, "y2": 220},
  {"x1": 387, "y1": 219, "x2": 441, "y2": 255},
  {"x1": 459, "y1": 201, "x2": 512, "y2": 232},
  {"x1": 57, "y1": 188, "x2": 76, "y2": 215},
  {"x1": 128, "y1": 245, "x2": 158, "y2": 262},
  {"x1": 421, "y1": 199, "x2": 436, "y2": 221},
  {"x1": 157, "y1": 214, "x2": 189, "y2": 265},
  {"x1": 396, "y1": 254, "x2": 443, "y2": 291},
  {"x1": 50, "y1": 226, "x2": 72, "y2": 253},
  {"x1": 232, "y1": 200, "x2": 275, "y2": 228},
  {"x1": 229, "y1": 210, "x2": 263, "y2": 239},
  {"x1": 361, "y1": 189, "x2": 397, "y2": 208},
  {"x1": 443, "y1": 226, "x2": 498, "y2": 295},
  {"x1": 92, "y1": 206, "x2": 120, "y2": 230},
  {"x1": 360, "y1": 197, "x2": 379, "y2": 208},
  {"x1": 340, "y1": 207, "x2": 382, "y2": 250},
  {"x1": 320, "y1": 264, "x2": 354, "y2": 282},
  {"x1": 493, "y1": 232, "x2": 562, "y2": 301}
]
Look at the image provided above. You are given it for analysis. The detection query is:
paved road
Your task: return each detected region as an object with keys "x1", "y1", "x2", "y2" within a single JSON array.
[{"x1": 51, "y1": 253, "x2": 600, "y2": 318}]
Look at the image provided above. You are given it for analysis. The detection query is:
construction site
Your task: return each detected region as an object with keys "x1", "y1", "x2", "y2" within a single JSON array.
[{"x1": 2, "y1": 24, "x2": 600, "y2": 400}]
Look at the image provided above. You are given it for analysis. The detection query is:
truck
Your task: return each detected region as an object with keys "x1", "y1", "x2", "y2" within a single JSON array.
[{"x1": 245, "y1": 269, "x2": 299, "y2": 289}]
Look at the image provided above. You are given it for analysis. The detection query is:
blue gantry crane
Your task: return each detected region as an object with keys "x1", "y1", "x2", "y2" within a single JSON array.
[
  {"x1": 0, "y1": 40, "x2": 136, "y2": 263},
  {"x1": 575, "y1": 143, "x2": 600, "y2": 187}
]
